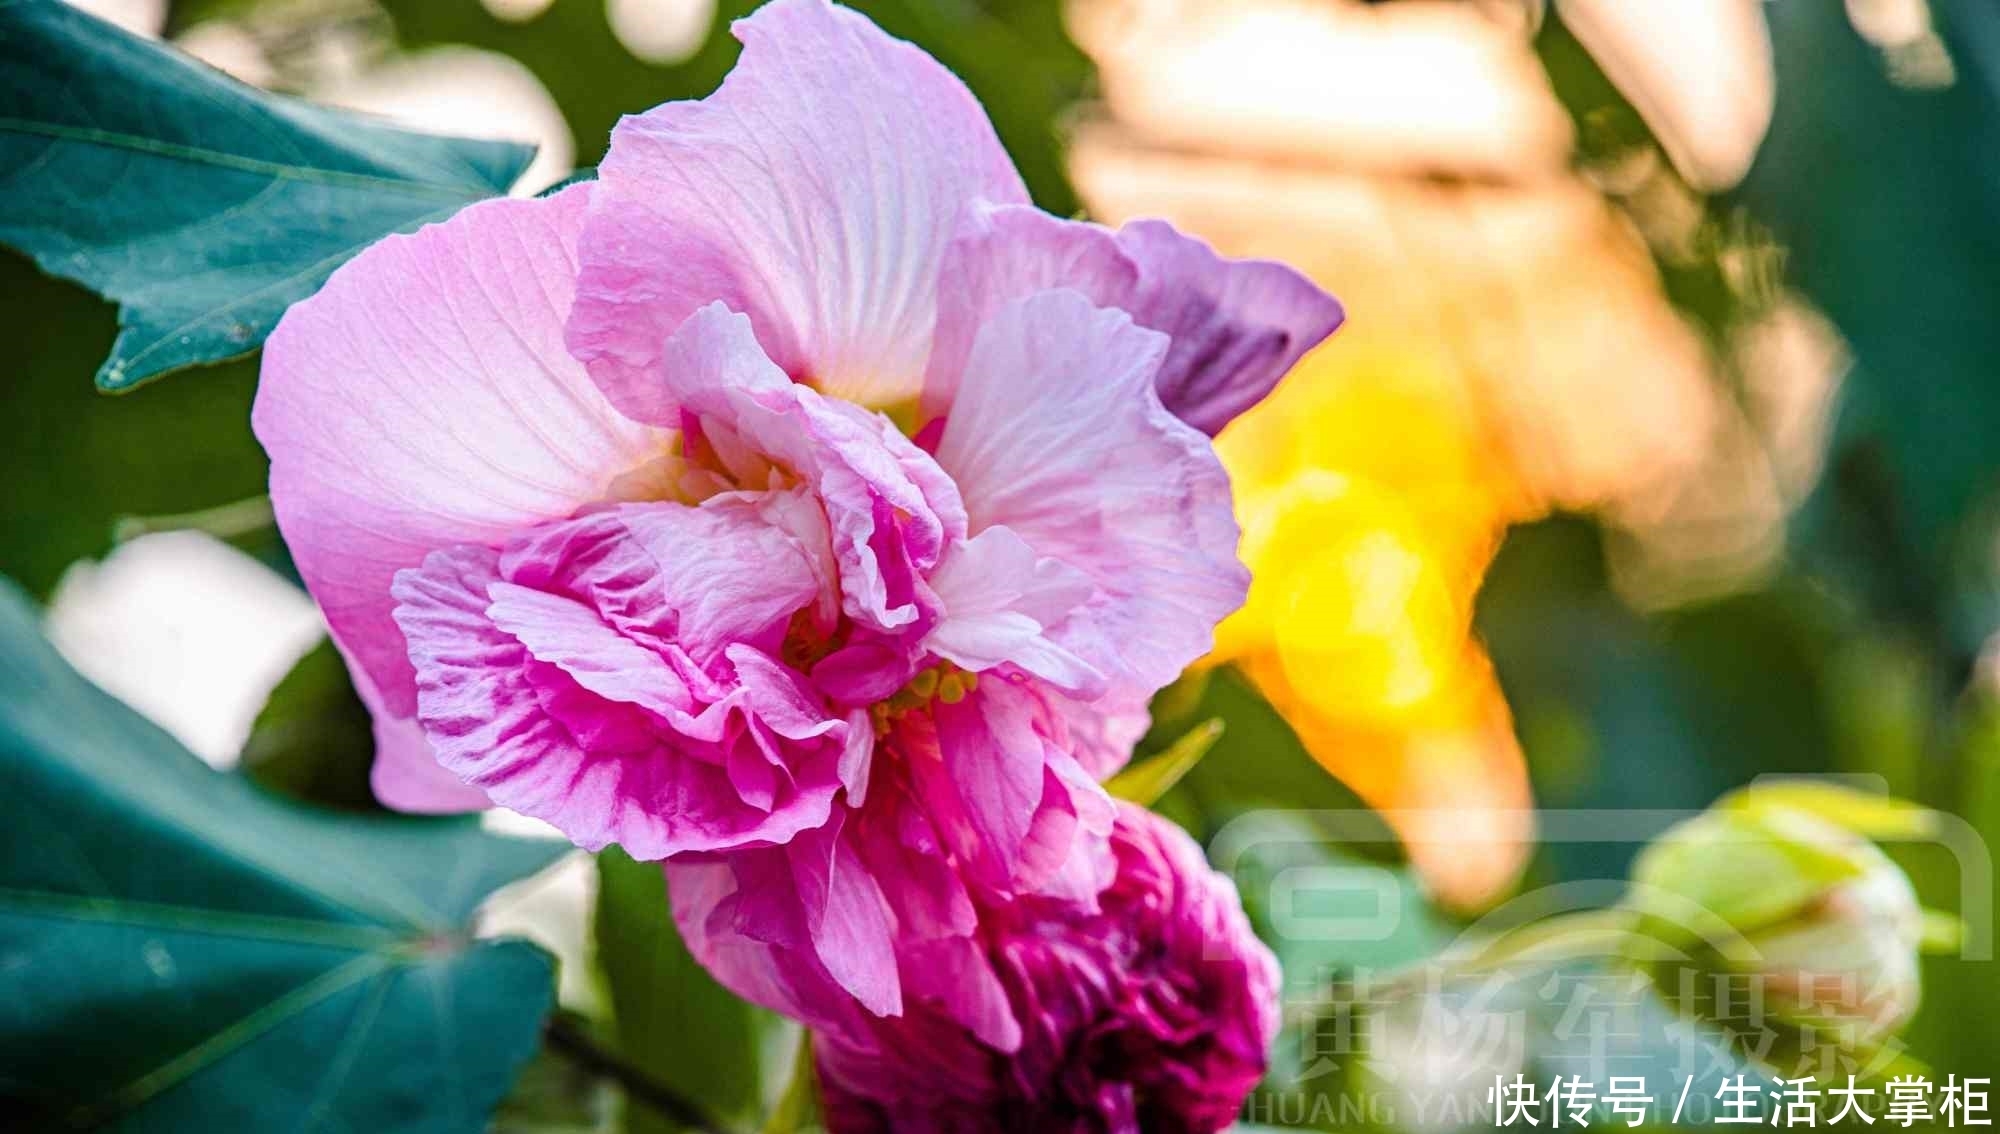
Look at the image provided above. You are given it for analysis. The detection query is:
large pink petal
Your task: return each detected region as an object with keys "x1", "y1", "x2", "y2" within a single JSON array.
[
  {"x1": 484, "y1": 580, "x2": 694, "y2": 718},
  {"x1": 253, "y1": 185, "x2": 667, "y2": 808},
  {"x1": 846, "y1": 780, "x2": 977, "y2": 942},
  {"x1": 502, "y1": 494, "x2": 833, "y2": 669},
  {"x1": 1017, "y1": 750, "x2": 1119, "y2": 904},
  {"x1": 787, "y1": 819, "x2": 902, "y2": 1017},
  {"x1": 921, "y1": 203, "x2": 1138, "y2": 423},
  {"x1": 923, "y1": 204, "x2": 1344, "y2": 435},
  {"x1": 667, "y1": 856, "x2": 874, "y2": 1037},
  {"x1": 567, "y1": 0, "x2": 1028, "y2": 412},
  {"x1": 900, "y1": 678, "x2": 1114, "y2": 907},
  {"x1": 898, "y1": 935, "x2": 1021, "y2": 1054},
  {"x1": 1045, "y1": 683, "x2": 1154, "y2": 782},
  {"x1": 668, "y1": 833, "x2": 908, "y2": 1032},
  {"x1": 931, "y1": 289, "x2": 1249, "y2": 701}
]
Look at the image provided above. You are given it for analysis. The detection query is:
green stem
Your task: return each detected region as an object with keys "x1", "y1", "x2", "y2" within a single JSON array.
[
  {"x1": 113, "y1": 494, "x2": 274, "y2": 543},
  {"x1": 1432, "y1": 907, "x2": 1643, "y2": 978}
]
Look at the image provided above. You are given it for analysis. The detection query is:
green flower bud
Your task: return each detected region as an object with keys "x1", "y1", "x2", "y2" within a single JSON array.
[
  {"x1": 1747, "y1": 859, "x2": 1922, "y2": 1045},
  {"x1": 1627, "y1": 785, "x2": 1928, "y2": 1049}
]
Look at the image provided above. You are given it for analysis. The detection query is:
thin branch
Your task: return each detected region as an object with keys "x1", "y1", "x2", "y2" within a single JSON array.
[{"x1": 542, "y1": 1013, "x2": 737, "y2": 1134}]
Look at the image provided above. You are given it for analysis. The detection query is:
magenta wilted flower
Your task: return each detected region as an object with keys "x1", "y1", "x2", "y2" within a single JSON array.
[
  {"x1": 806, "y1": 804, "x2": 1281, "y2": 1133},
  {"x1": 253, "y1": 0, "x2": 1338, "y2": 1027}
]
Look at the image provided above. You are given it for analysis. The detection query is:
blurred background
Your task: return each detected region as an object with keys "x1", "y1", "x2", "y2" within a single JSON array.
[{"x1": 7, "y1": 0, "x2": 2000, "y2": 1128}]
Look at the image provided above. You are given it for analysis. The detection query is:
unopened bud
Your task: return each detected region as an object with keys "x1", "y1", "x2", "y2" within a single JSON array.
[
  {"x1": 1628, "y1": 786, "x2": 1926, "y2": 1049},
  {"x1": 1746, "y1": 854, "x2": 1923, "y2": 1046}
]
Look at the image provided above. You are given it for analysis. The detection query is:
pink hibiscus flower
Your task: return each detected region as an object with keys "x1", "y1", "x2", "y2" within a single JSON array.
[
  {"x1": 807, "y1": 804, "x2": 1282, "y2": 1134},
  {"x1": 253, "y1": 0, "x2": 1339, "y2": 1027}
]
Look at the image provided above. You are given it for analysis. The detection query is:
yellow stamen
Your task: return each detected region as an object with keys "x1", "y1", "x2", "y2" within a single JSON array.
[{"x1": 870, "y1": 661, "x2": 981, "y2": 732}]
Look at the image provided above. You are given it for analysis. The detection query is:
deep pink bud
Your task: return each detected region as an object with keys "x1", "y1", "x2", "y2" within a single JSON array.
[{"x1": 814, "y1": 803, "x2": 1280, "y2": 1133}]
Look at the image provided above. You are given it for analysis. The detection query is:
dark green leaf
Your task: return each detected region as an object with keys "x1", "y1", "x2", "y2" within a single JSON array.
[
  {"x1": 0, "y1": 254, "x2": 275, "y2": 599},
  {"x1": 240, "y1": 639, "x2": 381, "y2": 811},
  {"x1": 0, "y1": 577, "x2": 565, "y2": 1131},
  {"x1": 0, "y1": 0, "x2": 534, "y2": 390},
  {"x1": 595, "y1": 847, "x2": 775, "y2": 1132}
]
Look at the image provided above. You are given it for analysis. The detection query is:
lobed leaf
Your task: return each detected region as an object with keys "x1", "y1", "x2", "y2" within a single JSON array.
[
  {"x1": 0, "y1": 576, "x2": 565, "y2": 1131},
  {"x1": 0, "y1": 0, "x2": 533, "y2": 390}
]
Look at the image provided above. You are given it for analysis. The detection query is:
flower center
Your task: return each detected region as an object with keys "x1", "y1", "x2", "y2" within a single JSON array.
[{"x1": 869, "y1": 660, "x2": 978, "y2": 736}]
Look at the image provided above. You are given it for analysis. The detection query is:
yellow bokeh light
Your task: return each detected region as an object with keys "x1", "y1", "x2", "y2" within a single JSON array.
[
  {"x1": 1067, "y1": 0, "x2": 1832, "y2": 909},
  {"x1": 1205, "y1": 337, "x2": 1533, "y2": 910},
  {"x1": 1222, "y1": 470, "x2": 1470, "y2": 732}
]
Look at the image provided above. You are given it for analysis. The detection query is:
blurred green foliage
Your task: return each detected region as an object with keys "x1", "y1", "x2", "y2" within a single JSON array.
[
  {"x1": 1503, "y1": 2, "x2": 2000, "y2": 1122},
  {"x1": 240, "y1": 638, "x2": 382, "y2": 810},
  {"x1": 595, "y1": 847, "x2": 780, "y2": 1133},
  {"x1": 1477, "y1": 518, "x2": 1842, "y2": 883},
  {"x1": 1746, "y1": 0, "x2": 2000, "y2": 670},
  {"x1": 368, "y1": 0, "x2": 1087, "y2": 214},
  {"x1": 0, "y1": 253, "x2": 275, "y2": 599}
]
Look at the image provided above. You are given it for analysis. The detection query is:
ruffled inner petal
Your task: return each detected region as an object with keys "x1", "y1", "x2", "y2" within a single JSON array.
[
  {"x1": 932, "y1": 287, "x2": 1251, "y2": 702},
  {"x1": 651, "y1": 303, "x2": 967, "y2": 637},
  {"x1": 390, "y1": 497, "x2": 849, "y2": 859},
  {"x1": 923, "y1": 525, "x2": 1103, "y2": 694}
]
